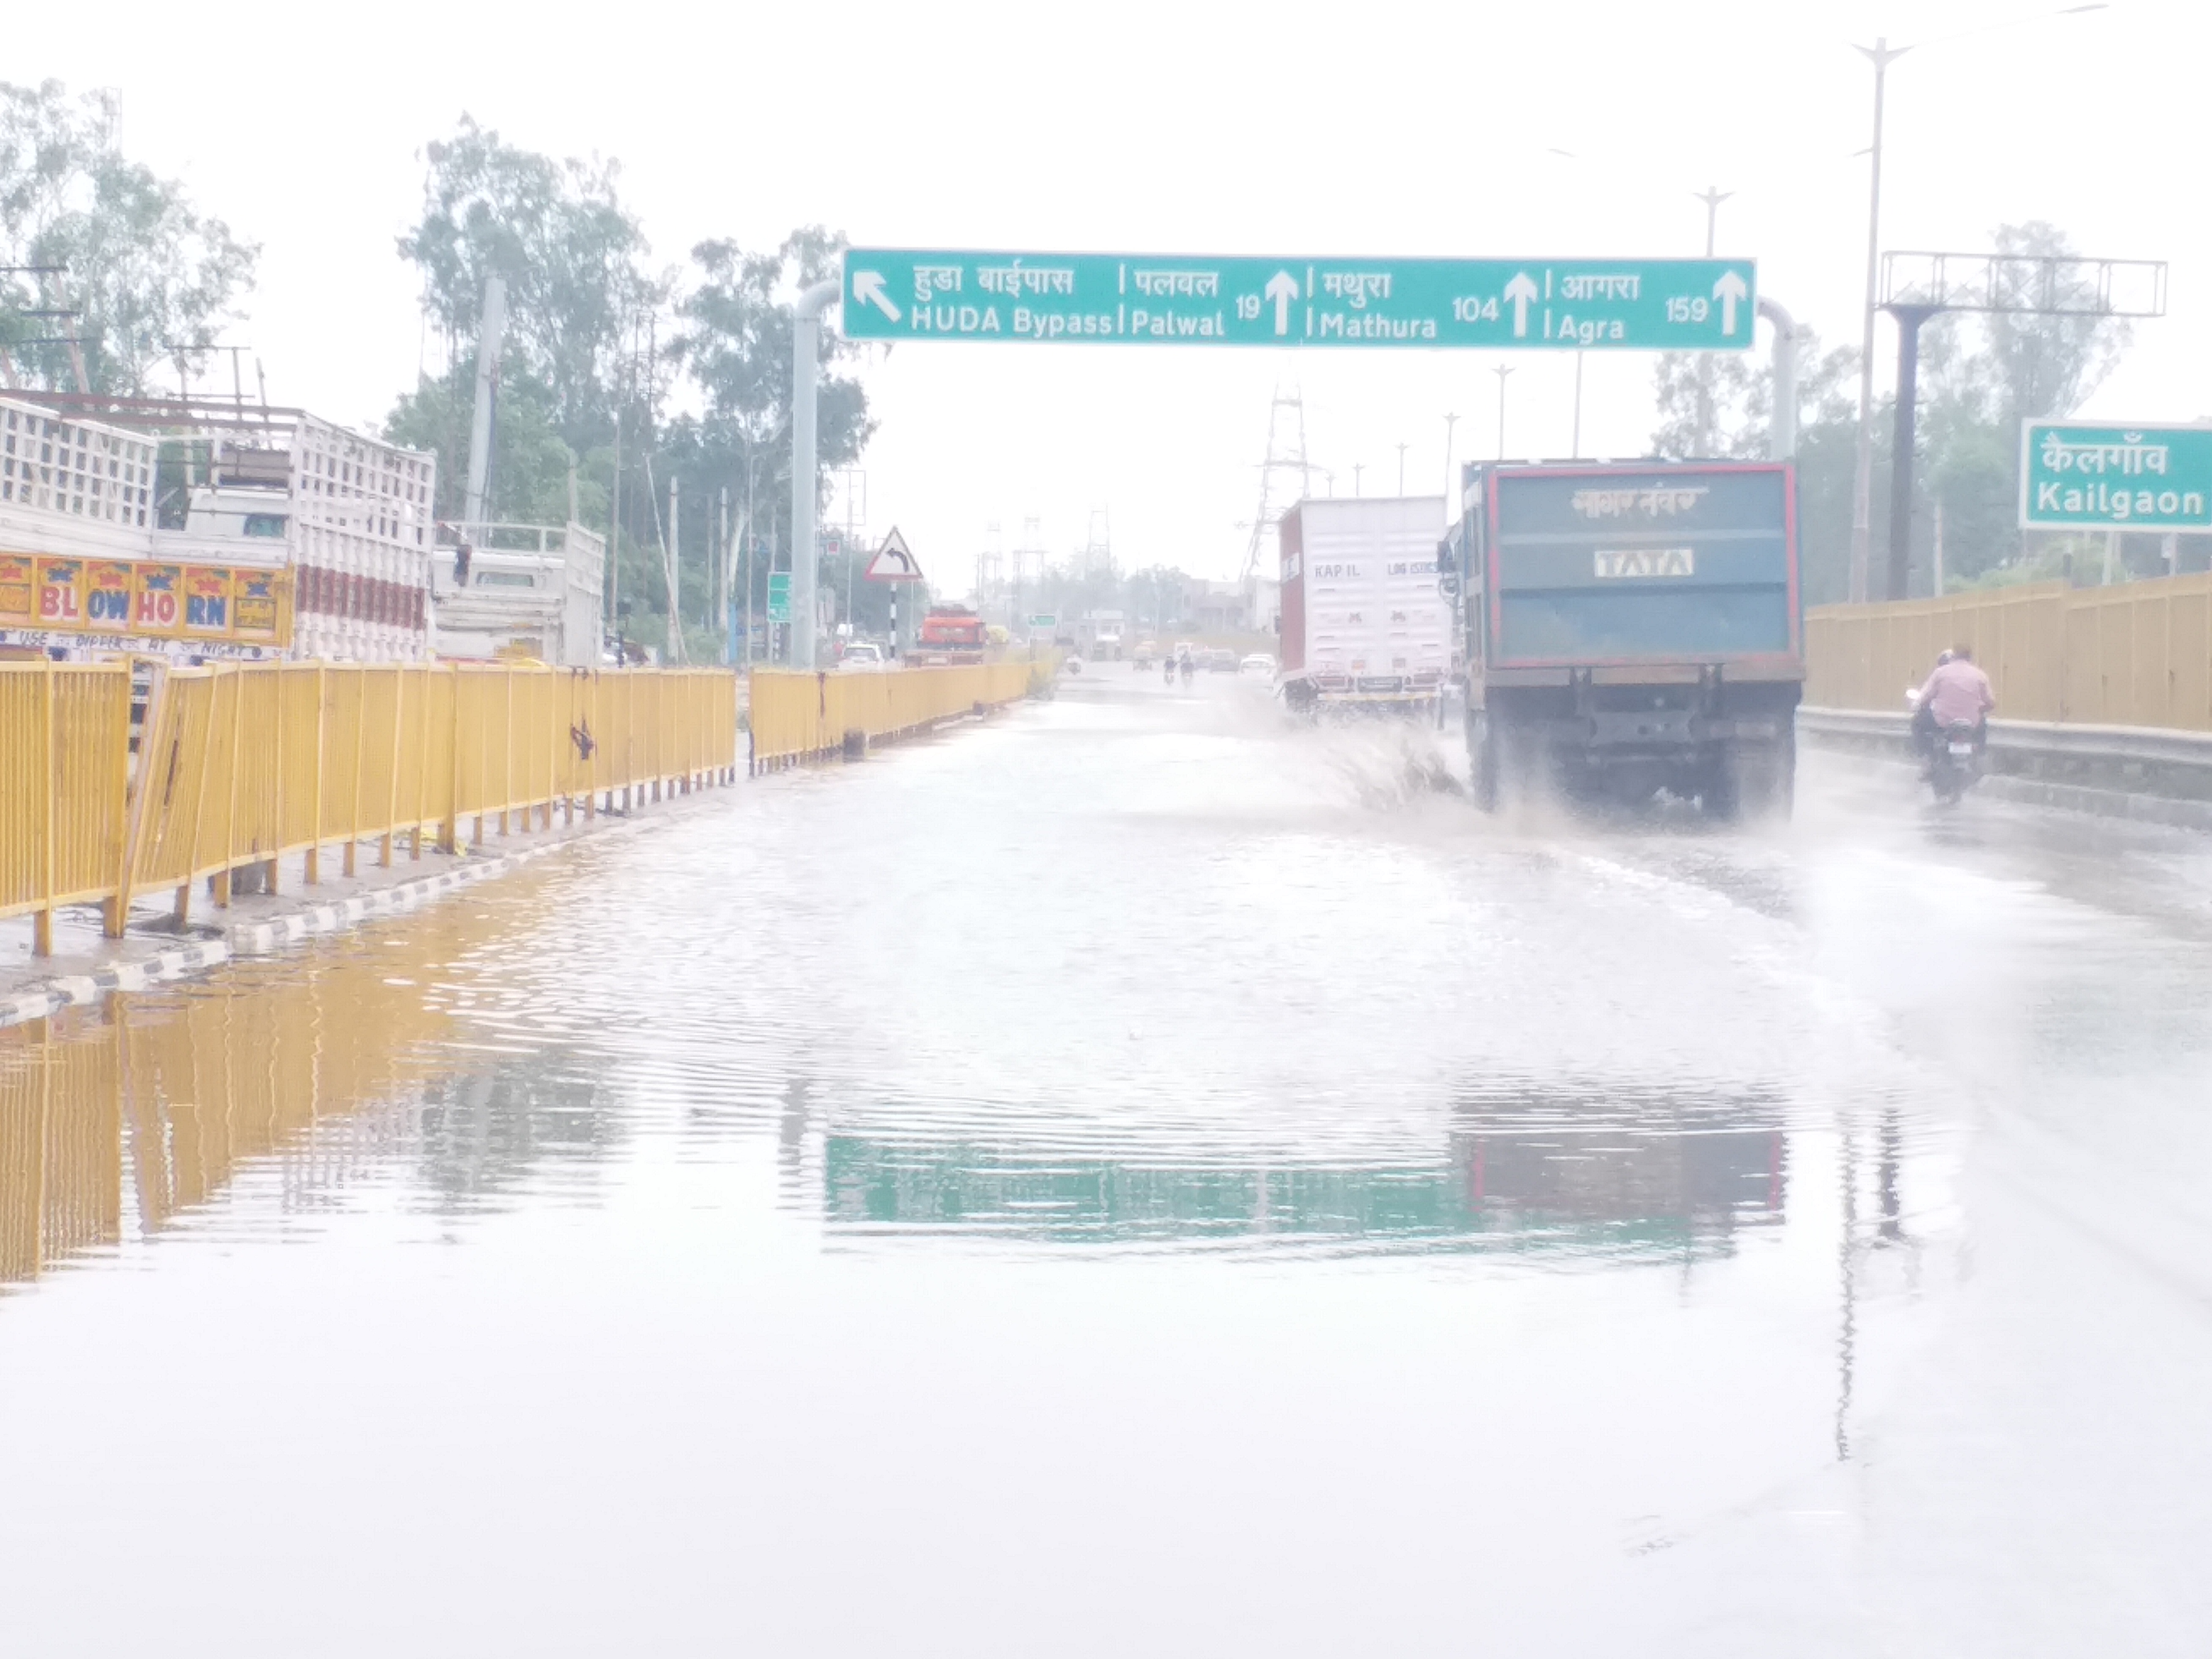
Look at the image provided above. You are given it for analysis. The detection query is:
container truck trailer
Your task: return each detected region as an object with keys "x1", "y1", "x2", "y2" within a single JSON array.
[
  {"x1": 1277, "y1": 495, "x2": 1450, "y2": 714},
  {"x1": 1453, "y1": 461, "x2": 1801, "y2": 817}
]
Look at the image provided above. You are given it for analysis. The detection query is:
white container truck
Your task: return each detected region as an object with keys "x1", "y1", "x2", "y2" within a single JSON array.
[{"x1": 1276, "y1": 495, "x2": 1450, "y2": 713}]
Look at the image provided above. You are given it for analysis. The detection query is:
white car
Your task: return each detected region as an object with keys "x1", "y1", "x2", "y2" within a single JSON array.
[
  {"x1": 839, "y1": 642, "x2": 888, "y2": 670},
  {"x1": 1238, "y1": 653, "x2": 1277, "y2": 677}
]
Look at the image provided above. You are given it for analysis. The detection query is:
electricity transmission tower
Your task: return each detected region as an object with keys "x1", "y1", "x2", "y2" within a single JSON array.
[{"x1": 1241, "y1": 386, "x2": 1311, "y2": 624}]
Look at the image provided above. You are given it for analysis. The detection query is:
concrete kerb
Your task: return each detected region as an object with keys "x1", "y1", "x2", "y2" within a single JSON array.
[{"x1": 0, "y1": 784, "x2": 719, "y2": 1033}]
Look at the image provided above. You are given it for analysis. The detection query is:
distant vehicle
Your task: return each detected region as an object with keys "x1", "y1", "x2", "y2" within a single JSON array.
[
  {"x1": 1239, "y1": 653, "x2": 1276, "y2": 676},
  {"x1": 1459, "y1": 461, "x2": 1801, "y2": 818},
  {"x1": 1068, "y1": 609, "x2": 1127, "y2": 661},
  {"x1": 838, "y1": 641, "x2": 886, "y2": 670},
  {"x1": 1278, "y1": 496, "x2": 1449, "y2": 717},
  {"x1": 1064, "y1": 654, "x2": 1086, "y2": 675},
  {"x1": 1131, "y1": 640, "x2": 1157, "y2": 668},
  {"x1": 911, "y1": 604, "x2": 987, "y2": 664},
  {"x1": 1206, "y1": 648, "x2": 1237, "y2": 673}
]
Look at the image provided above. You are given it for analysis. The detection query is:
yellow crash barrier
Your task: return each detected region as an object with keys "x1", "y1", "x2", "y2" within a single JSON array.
[
  {"x1": 747, "y1": 661, "x2": 1046, "y2": 771},
  {"x1": 0, "y1": 661, "x2": 740, "y2": 952}
]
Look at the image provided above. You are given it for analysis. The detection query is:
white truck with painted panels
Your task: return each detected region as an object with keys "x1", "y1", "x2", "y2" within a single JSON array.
[{"x1": 1276, "y1": 495, "x2": 1449, "y2": 711}]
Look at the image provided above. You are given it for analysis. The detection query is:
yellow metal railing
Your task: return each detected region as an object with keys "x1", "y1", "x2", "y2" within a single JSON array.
[
  {"x1": 0, "y1": 661, "x2": 740, "y2": 950},
  {"x1": 747, "y1": 660, "x2": 1046, "y2": 770},
  {"x1": 1806, "y1": 571, "x2": 2212, "y2": 731},
  {"x1": 1, "y1": 895, "x2": 502, "y2": 1285},
  {"x1": 0, "y1": 664, "x2": 133, "y2": 953},
  {"x1": 0, "y1": 1013, "x2": 122, "y2": 1283}
]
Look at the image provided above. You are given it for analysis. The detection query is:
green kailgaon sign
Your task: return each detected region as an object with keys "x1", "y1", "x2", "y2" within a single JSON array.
[{"x1": 2020, "y1": 421, "x2": 2212, "y2": 531}]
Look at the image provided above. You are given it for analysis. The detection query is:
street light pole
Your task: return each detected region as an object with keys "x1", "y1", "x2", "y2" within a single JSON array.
[
  {"x1": 1693, "y1": 186, "x2": 1733, "y2": 456},
  {"x1": 1442, "y1": 413, "x2": 1459, "y2": 518},
  {"x1": 1493, "y1": 365, "x2": 1514, "y2": 460},
  {"x1": 1850, "y1": 37, "x2": 1908, "y2": 604},
  {"x1": 1396, "y1": 441, "x2": 1409, "y2": 496},
  {"x1": 1571, "y1": 351, "x2": 1585, "y2": 460},
  {"x1": 789, "y1": 277, "x2": 841, "y2": 671},
  {"x1": 1694, "y1": 185, "x2": 1732, "y2": 257},
  {"x1": 1757, "y1": 296, "x2": 1799, "y2": 460}
]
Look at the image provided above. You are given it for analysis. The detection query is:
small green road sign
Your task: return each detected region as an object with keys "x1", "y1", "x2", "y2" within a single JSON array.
[
  {"x1": 2021, "y1": 421, "x2": 2212, "y2": 530},
  {"x1": 766, "y1": 572, "x2": 792, "y2": 623},
  {"x1": 1029, "y1": 613, "x2": 1057, "y2": 627},
  {"x1": 842, "y1": 250, "x2": 1755, "y2": 350}
]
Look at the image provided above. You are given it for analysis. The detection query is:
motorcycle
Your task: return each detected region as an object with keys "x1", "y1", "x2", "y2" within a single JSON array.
[{"x1": 1907, "y1": 687, "x2": 1983, "y2": 805}]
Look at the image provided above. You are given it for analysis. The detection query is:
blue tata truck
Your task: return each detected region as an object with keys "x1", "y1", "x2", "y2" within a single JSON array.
[{"x1": 1449, "y1": 461, "x2": 1802, "y2": 817}]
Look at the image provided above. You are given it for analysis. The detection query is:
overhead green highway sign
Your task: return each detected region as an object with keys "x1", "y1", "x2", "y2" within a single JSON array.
[
  {"x1": 2020, "y1": 421, "x2": 2212, "y2": 530},
  {"x1": 841, "y1": 250, "x2": 1755, "y2": 350}
]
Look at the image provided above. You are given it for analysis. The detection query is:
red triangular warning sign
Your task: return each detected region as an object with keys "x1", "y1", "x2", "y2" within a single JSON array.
[{"x1": 864, "y1": 527, "x2": 924, "y2": 582}]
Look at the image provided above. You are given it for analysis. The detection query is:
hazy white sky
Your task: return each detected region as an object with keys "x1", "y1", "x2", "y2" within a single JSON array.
[{"x1": 12, "y1": 0, "x2": 2206, "y2": 580}]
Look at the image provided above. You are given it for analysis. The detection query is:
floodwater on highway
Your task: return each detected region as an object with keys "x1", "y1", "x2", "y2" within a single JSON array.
[{"x1": 5, "y1": 669, "x2": 2212, "y2": 1656}]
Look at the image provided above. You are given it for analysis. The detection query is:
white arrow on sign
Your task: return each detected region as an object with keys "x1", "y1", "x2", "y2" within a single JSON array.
[
  {"x1": 864, "y1": 526, "x2": 924, "y2": 582},
  {"x1": 1264, "y1": 270, "x2": 1299, "y2": 336},
  {"x1": 1503, "y1": 272, "x2": 1539, "y2": 338},
  {"x1": 853, "y1": 270, "x2": 901, "y2": 323},
  {"x1": 1712, "y1": 269, "x2": 1748, "y2": 336}
]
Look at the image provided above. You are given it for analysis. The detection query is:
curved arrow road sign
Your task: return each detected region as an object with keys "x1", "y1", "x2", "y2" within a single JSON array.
[{"x1": 865, "y1": 527, "x2": 925, "y2": 582}]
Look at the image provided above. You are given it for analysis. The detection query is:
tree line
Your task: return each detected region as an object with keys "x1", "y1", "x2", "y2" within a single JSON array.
[
  {"x1": 1, "y1": 80, "x2": 258, "y2": 402},
  {"x1": 6, "y1": 79, "x2": 2177, "y2": 645},
  {"x1": 2, "y1": 86, "x2": 875, "y2": 660},
  {"x1": 381, "y1": 117, "x2": 875, "y2": 659}
]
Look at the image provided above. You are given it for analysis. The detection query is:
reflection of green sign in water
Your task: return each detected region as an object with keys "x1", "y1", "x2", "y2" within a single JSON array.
[
  {"x1": 821, "y1": 1128, "x2": 1785, "y2": 1254},
  {"x1": 766, "y1": 572, "x2": 792, "y2": 623},
  {"x1": 2020, "y1": 421, "x2": 2212, "y2": 530},
  {"x1": 842, "y1": 250, "x2": 1756, "y2": 351}
]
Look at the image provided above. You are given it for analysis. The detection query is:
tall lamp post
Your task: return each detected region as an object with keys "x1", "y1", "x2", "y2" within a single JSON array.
[
  {"x1": 1493, "y1": 365, "x2": 1514, "y2": 461},
  {"x1": 1442, "y1": 412, "x2": 1459, "y2": 518},
  {"x1": 1847, "y1": 5, "x2": 2108, "y2": 602},
  {"x1": 1848, "y1": 37, "x2": 1907, "y2": 604},
  {"x1": 1693, "y1": 185, "x2": 1733, "y2": 456},
  {"x1": 1571, "y1": 352, "x2": 1585, "y2": 459},
  {"x1": 789, "y1": 276, "x2": 841, "y2": 671}
]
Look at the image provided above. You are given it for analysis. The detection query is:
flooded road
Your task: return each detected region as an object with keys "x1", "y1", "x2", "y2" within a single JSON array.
[{"x1": 5, "y1": 671, "x2": 2211, "y2": 1656}]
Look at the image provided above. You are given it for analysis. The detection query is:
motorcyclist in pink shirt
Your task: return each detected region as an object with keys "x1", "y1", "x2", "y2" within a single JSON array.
[{"x1": 1914, "y1": 645, "x2": 1996, "y2": 758}]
